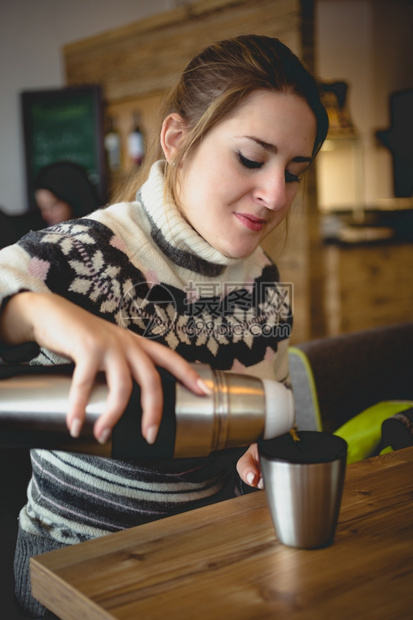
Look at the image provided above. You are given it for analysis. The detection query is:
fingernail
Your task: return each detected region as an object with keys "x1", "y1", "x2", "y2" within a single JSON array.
[
  {"x1": 197, "y1": 378, "x2": 212, "y2": 395},
  {"x1": 98, "y1": 428, "x2": 111, "y2": 445},
  {"x1": 247, "y1": 472, "x2": 255, "y2": 486},
  {"x1": 70, "y1": 419, "x2": 82, "y2": 438},
  {"x1": 258, "y1": 476, "x2": 264, "y2": 490},
  {"x1": 146, "y1": 425, "x2": 158, "y2": 445}
]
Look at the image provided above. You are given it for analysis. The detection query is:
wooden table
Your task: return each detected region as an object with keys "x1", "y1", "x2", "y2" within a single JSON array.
[{"x1": 31, "y1": 447, "x2": 413, "y2": 620}]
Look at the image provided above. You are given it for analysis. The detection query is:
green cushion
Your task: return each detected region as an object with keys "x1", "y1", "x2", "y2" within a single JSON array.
[{"x1": 334, "y1": 401, "x2": 413, "y2": 464}]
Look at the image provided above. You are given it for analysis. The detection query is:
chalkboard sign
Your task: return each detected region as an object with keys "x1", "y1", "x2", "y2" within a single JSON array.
[{"x1": 21, "y1": 85, "x2": 106, "y2": 210}]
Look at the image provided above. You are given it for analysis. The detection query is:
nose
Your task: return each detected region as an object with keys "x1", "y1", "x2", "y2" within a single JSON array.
[{"x1": 255, "y1": 170, "x2": 287, "y2": 211}]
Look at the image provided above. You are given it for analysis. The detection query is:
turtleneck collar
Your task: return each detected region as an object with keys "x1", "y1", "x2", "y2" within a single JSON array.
[{"x1": 137, "y1": 161, "x2": 242, "y2": 277}]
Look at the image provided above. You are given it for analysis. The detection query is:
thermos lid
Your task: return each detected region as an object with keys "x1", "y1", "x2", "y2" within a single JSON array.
[{"x1": 262, "y1": 380, "x2": 295, "y2": 440}]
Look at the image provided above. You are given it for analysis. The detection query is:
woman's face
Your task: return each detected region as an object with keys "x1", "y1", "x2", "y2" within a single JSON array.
[
  {"x1": 35, "y1": 189, "x2": 73, "y2": 226},
  {"x1": 176, "y1": 90, "x2": 316, "y2": 259}
]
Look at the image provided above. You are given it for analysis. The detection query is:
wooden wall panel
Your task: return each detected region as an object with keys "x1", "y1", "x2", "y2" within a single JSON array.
[
  {"x1": 64, "y1": 0, "x2": 301, "y2": 102},
  {"x1": 324, "y1": 243, "x2": 413, "y2": 336},
  {"x1": 104, "y1": 94, "x2": 165, "y2": 196}
]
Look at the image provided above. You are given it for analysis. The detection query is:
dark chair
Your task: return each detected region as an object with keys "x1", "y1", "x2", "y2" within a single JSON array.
[
  {"x1": 289, "y1": 322, "x2": 413, "y2": 462},
  {"x1": 289, "y1": 322, "x2": 413, "y2": 433},
  {"x1": 0, "y1": 209, "x2": 44, "y2": 249},
  {"x1": 0, "y1": 447, "x2": 32, "y2": 618}
]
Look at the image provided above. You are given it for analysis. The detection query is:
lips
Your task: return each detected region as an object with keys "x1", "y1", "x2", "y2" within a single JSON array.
[{"x1": 234, "y1": 212, "x2": 266, "y2": 232}]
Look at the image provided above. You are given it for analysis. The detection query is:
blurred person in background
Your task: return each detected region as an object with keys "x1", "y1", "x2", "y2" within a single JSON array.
[
  {"x1": 33, "y1": 160, "x2": 101, "y2": 225},
  {"x1": 0, "y1": 161, "x2": 101, "y2": 249}
]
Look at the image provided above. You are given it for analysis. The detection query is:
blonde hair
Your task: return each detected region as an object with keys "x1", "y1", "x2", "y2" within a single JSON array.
[{"x1": 118, "y1": 34, "x2": 328, "y2": 204}]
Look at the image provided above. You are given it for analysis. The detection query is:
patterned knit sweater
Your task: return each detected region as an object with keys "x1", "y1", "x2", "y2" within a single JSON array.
[{"x1": 0, "y1": 160, "x2": 292, "y2": 546}]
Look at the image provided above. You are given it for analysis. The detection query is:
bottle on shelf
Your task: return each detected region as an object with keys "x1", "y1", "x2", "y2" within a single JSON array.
[
  {"x1": 128, "y1": 112, "x2": 145, "y2": 167},
  {"x1": 104, "y1": 115, "x2": 122, "y2": 173}
]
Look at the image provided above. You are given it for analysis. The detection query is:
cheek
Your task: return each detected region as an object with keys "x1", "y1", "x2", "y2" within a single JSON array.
[
  {"x1": 59, "y1": 202, "x2": 72, "y2": 217},
  {"x1": 182, "y1": 151, "x2": 248, "y2": 215},
  {"x1": 286, "y1": 183, "x2": 300, "y2": 206},
  {"x1": 207, "y1": 166, "x2": 249, "y2": 207}
]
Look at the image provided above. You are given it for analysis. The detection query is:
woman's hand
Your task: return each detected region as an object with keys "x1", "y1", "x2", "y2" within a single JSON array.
[
  {"x1": 0, "y1": 291, "x2": 209, "y2": 444},
  {"x1": 236, "y1": 443, "x2": 264, "y2": 489}
]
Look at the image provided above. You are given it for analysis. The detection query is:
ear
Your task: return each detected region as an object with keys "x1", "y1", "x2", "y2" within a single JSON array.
[{"x1": 160, "y1": 113, "x2": 187, "y2": 163}]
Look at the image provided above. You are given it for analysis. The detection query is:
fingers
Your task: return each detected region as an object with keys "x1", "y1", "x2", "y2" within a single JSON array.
[
  {"x1": 67, "y1": 362, "x2": 96, "y2": 438},
  {"x1": 62, "y1": 315, "x2": 211, "y2": 446},
  {"x1": 127, "y1": 351, "x2": 164, "y2": 445},
  {"x1": 67, "y1": 346, "x2": 135, "y2": 444},
  {"x1": 137, "y1": 336, "x2": 211, "y2": 396},
  {"x1": 92, "y1": 360, "x2": 134, "y2": 444},
  {"x1": 66, "y1": 359, "x2": 130, "y2": 444},
  {"x1": 11, "y1": 294, "x2": 210, "y2": 447},
  {"x1": 236, "y1": 444, "x2": 264, "y2": 489},
  {"x1": 129, "y1": 337, "x2": 212, "y2": 444},
  {"x1": 67, "y1": 338, "x2": 198, "y2": 447}
]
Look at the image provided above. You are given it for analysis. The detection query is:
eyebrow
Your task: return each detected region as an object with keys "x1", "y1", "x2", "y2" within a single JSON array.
[{"x1": 246, "y1": 136, "x2": 312, "y2": 163}]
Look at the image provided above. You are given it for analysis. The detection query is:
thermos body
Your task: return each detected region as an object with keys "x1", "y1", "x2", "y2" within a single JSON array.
[{"x1": 0, "y1": 364, "x2": 295, "y2": 459}]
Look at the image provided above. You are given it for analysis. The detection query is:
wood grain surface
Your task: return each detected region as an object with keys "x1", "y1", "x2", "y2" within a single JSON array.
[
  {"x1": 64, "y1": 0, "x2": 301, "y2": 102},
  {"x1": 31, "y1": 447, "x2": 413, "y2": 619}
]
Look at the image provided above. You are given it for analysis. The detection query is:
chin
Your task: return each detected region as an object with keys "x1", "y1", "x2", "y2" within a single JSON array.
[
  {"x1": 221, "y1": 245, "x2": 258, "y2": 260},
  {"x1": 210, "y1": 233, "x2": 261, "y2": 259}
]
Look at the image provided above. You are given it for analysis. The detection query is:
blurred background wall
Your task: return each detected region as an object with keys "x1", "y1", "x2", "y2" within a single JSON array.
[
  {"x1": 0, "y1": 0, "x2": 174, "y2": 214},
  {"x1": 0, "y1": 0, "x2": 412, "y2": 343},
  {"x1": 1, "y1": 0, "x2": 411, "y2": 214}
]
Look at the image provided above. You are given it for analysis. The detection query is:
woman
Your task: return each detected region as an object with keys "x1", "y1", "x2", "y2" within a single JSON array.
[
  {"x1": 34, "y1": 161, "x2": 101, "y2": 225},
  {"x1": 0, "y1": 35, "x2": 328, "y2": 617},
  {"x1": 0, "y1": 161, "x2": 100, "y2": 251}
]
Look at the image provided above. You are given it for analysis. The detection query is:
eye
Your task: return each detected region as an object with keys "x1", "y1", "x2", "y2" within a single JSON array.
[
  {"x1": 237, "y1": 151, "x2": 263, "y2": 170},
  {"x1": 285, "y1": 170, "x2": 301, "y2": 184}
]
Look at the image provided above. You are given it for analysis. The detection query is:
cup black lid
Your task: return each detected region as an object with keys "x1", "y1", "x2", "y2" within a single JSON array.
[{"x1": 259, "y1": 431, "x2": 347, "y2": 464}]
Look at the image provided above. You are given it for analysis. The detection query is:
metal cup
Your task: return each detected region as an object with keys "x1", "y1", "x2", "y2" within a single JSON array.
[{"x1": 259, "y1": 431, "x2": 347, "y2": 549}]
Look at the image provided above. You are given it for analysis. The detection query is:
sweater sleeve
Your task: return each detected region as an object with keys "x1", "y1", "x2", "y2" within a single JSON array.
[
  {"x1": 0, "y1": 218, "x2": 133, "y2": 315},
  {"x1": 0, "y1": 240, "x2": 48, "y2": 363},
  {"x1": 0, "y1": 218, "x2": 126, "y2": 365},
  {"x1": 0, "y1": 241, "x2": 52, "y2": 305}
]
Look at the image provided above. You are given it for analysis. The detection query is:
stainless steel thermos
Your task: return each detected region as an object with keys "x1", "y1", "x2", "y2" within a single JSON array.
[{"x1": 0, "y1": 363, "x2": 294, "y2": 459}]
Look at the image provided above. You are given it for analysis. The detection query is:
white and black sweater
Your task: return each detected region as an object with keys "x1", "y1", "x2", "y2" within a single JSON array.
[{"x1": 0, "y1": 162, "x2": 291, "y2": 587}]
